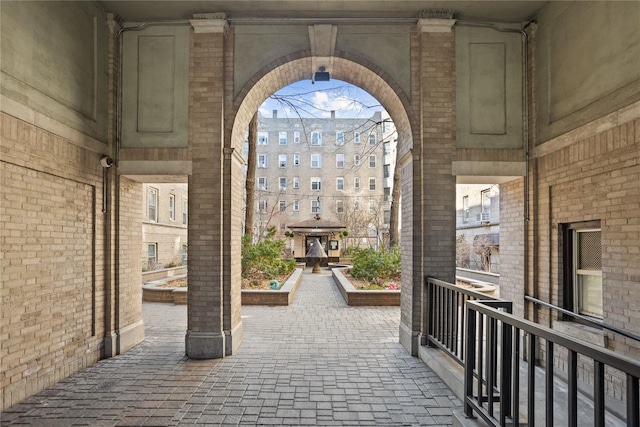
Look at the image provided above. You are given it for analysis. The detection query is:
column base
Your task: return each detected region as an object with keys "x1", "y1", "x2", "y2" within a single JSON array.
[
  {"x1": 224, "y1": 322, "x2": 243, "y2": 356},
  {"x1": 399, "y1": 321, "x2": 420, "y2": 356},
  {"x1": 185, "y1": 330, "x2": 225, "y2": 359}
]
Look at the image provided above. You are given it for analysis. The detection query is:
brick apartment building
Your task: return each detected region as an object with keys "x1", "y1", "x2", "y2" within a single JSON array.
[{"x1": 1, "y1": 0, "x2": 638, "y2": 415}]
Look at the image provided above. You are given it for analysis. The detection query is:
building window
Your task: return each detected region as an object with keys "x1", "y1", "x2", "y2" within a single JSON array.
[
  {"x1": 258, "y1": 200, "x2": 268, "y2": 211},
  {"x1": 369, "y1": 178, "x2": 376, "y2": 191},
  {"x1": 369, "y1": 225, "x2": 377, "y2": 237},
  {"x1": 279, "y1": 177, "x2": 287, "y2": 190},
  {"x1": 279, "y1": 131, "x2": 287, "y2": 145},
  {"x1": 294, "y1": 131, "x2": 300, "y2": 143},
  {"x1": 336, "y1": 154, "x2": 345, "y2": 168},
  {"x1": 181, "y1": 244, "x2": 188, "y2": 265},
  {"x1": 336, "y1": 132, "x2": 345, "y2": 145},
  {"x1": 369, "y1": 199, "x2": 376, "y2": 213},
  {"x1": 279, "y1": 154, "x2": 287, "y2": 168},
  {"x1": 384, "y1": 141, "x2": 391, "y2": 156},
  {"x1": 311, "y1": 199, "x2": 321, "y2": 214},
  {"x1": 354, "y1": 177, "x2": 361, "y2": 189},
  {"x1": 311, "y1": 131, "x2": 322, "y2": 145},
  {"x1": 258, "y1": 177, "x2": 268, "y2": 190},
  {"x1": 147, "y1": 243, "x2": 157, "y2": 270},
  {"x1": 182, "y1": 198, "x2": 188, "y2": 226},
  {"x1": 169, "y1": 194, "x2": 175, "y2": 221},
  {"x1": 369, "y1": 133, "x2": 376, "y2": 145},
  {"x1": 354, "y1": 155, "x2": 361, "y2": 166},
  {"x1": 384, "y1": 187, "x2": 391, "y2": 202},
  {"x1": 279, "y1": 200, "x2": 287, "y2": 212},
  {"x1": 311, "y1": 154, "x2": 322, "y2": 168},
  {"x1": 258, "y1": 132, "x2": 269, "y2": 145},
  {"x1": 293, "y1": 177, "x2": 300, "y2": 189},
  {"x1": 336, "y1": 177, "x2": 344, "y2": 191},
  {"x1": 463, "y1": 195, "x2": 469, "y2": 223},
  {"x1": 148, "y1": 187, "x2": 158, "y2": 222},
  {"x1": 354, "y1": 200, "x2": 360, "y2": 211},
  {"x1": 311, "y1": 177, "x2": 322, "y2": 191},
  {"x1": 293, "y1": 200, "x2": 300, "y2": 211},
  {"x1": 564, "y1": 222, "x2": 602, "y2": 319},
  {"x1": 336, "y1": 200, "x2": 344, "y2": 213},
  {"x1": 294, "y1": 153, "x2": 300, "y2": 166},
  {"x1": 258, "y1": 154, "x2": 268, "y2": 168},
  {"x1": 354, "y1": 132, "x2": 361, "y2": 143},
  {"x1": 369, "y1": 155, "x2": 377, "y2": 168},
  {"x1": 383, "y1": 164, "x2": 390, "y2": 178},
  {"x1": 481, "y1": 189, "x2": 491, "y2": 213}
]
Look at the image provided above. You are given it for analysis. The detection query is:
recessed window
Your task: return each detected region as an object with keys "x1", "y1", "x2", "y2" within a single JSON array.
[
  {"x1": 258, "y1": 154, "x2": 268, "y2": 168},
  {"x1": 293, "y1": 177, "x2": 300, "y2": 189},
  {"x1": 294, "y1": 131, "x2": 301, "y2": 143},
  {"x1": 279, "y1": 200, "x2": 287, "y2": 212},
  {"x1": 294, "y1": 153, "x2": 301, "y2": 166},
  {"x1": 169, "y1": 194, "x2": 175, "y2": 221},
  {"x1": 279, "y1": 177, "x2": 287, "y2": 190},
  {"x1": 182, "y1": 198, "x2": 188, "y2": 226},
  {"x1": 369, "y1": 133, "x2": 376, "y2": 145},
  {"x1": 369, "y1": 155, "x2": 377, "y2": 168},
  {"x1": 311, "y1": 131, "x2": 322, "y2": 146},
  {"x1": 336, "y1": 154, "x2": 345, "y2": 169},
  {"x1": 293, "y1": 200, "x2": 300, "y2": 211},
  {"x1": 369, "y1": 199, "x2": 376, "y2": 213},
  {"x1": 279, "y1": 131, "x2": 287, "y2": 145},
  {"x1": 336, "y1": 132, "x2": 345, "y2": 145},
  {"x1": 279, "y1": 154, "x2": 287, "y2": 168},
  {"x1": 311, "y1": 177, "x2": 322, "y2": 191},
  {"x1": 311, "y1": 154, "x2": 322, "y2": 168},
  {"x1": 369, "y1": 178, "x2": 376, "y2": 191},
  {"x1": 148, "y1": 187, "x2": 158, "y2": 222},
  {"x1": 354, "y1": 155, "x2": 361, "y2": 166},
  {"x1": 311, "y1": 199, "x2": 321, "y2": 213},
  {"x1": 354, "y1": 177, "x2": 361, "y2": 189},
  {"x1": 258, "y1": 132, "x2": 269, "y2": 145},
  {"x1": 336, "y1": 200, "x2": 344, "y2": 213},
  {"x1": 147, "y1": 243, "x2": 157, "y2": 270},
  {"x1": 354, "y1": 132, "x2": 361, "y2": 143},
  {"x1": 383, "y1": 164, "x2": 390, "y2": 178},
  {"x1": 258, "y1": 177, "x2": 268, "y2": 190},
  {"x1": 258, "y1": 200, "x2": 268, "y2": 211},
  {"x1": 336, "y1": 177, "x2": 344, "y2": 191}
]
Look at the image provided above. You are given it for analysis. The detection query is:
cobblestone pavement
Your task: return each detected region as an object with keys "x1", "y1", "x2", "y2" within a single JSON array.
[{"x1": 1, "y1": 270, "x2": 460, "y2": 426}]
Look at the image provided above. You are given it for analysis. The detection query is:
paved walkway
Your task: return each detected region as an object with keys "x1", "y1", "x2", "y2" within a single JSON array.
[{"x1": 1, "y1": 270, "x2": 460, "y2": 426}]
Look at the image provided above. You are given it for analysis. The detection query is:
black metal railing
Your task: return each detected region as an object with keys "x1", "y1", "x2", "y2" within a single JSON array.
[
  {"x1": 423, "y1": 277, "x2": 506, "y2": 365},
  {"x1": 464, "y1": 300, "x2": 640, "y2": 427}
]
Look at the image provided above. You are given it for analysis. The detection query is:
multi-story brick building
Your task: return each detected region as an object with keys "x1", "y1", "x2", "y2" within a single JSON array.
[{"x1": 249, "y1": 110, "x2": 393, "y2": 251}]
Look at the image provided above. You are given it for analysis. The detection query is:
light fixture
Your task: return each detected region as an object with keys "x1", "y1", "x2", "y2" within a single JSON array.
[{"x1": 312, "y1": 66, "x2": 330, "y2": 84}]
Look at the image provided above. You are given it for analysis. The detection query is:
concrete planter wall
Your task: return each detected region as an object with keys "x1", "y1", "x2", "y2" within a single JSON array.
[
  {"x1": 241, "y1": 269, "x2": 303, "y2": 306},
  {"x1": 332, "y1": 268, "x2": 401, "y2": 306},
  {"x1": 142, "y1": 266, "x2": 188, "y2": 283}
]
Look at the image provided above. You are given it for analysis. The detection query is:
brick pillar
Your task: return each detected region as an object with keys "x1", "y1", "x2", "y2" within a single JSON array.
[
  {"x1": 186, "y1": 16, "x2": 229, "y2": 359},
  {"x1": 400, "y1": 18, "x2": 457, "y2": 355}
]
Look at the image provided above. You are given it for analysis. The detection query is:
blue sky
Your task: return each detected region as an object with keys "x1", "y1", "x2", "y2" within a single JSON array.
[{"x1": 259, "y1": 79, "x2": 385, "y2": 119}]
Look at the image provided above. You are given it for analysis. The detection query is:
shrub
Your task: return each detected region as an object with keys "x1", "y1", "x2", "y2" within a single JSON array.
[
  {"x1": 242, "y1": 232, "x2": 296, "y2": 280},
  {"x1": 350, "y1": 246, "x2": 401, "y2": 284}
]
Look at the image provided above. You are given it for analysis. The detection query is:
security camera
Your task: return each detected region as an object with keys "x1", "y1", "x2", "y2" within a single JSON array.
[{"x1": 100, "y1": 156, "x2": 114, "y2": 168}]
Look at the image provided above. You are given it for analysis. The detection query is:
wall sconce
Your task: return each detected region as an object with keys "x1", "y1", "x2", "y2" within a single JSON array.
[{"x1": 312, "y1": 66, "x2": 330, "y2": 84}]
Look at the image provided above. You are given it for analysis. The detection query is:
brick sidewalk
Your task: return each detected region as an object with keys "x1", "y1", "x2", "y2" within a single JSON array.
[{"x1": 1, "y1": 270, "x2": 460, "y2": 426}]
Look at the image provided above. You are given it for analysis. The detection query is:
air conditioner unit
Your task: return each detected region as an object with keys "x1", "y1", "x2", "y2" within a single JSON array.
[{"x1": 476, "y1": 212, "x2": 490, "y2": 223}]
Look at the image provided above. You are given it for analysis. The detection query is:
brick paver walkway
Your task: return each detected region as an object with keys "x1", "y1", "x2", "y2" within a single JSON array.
[{"x1": 1, "y1": 270, "x2": 460, "y2": 426}]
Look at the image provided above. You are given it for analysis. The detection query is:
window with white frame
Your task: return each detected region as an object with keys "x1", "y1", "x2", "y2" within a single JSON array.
[
  {"x1": 369, "y1": 225, "x2": 377, "y2": 237},
  {"x1": 258, "y1": 177, "x2": 268, "y2": 190},
  {"x1": 384, "y1": 187, "x2": 391, "y2": 201},
  {"x1": 258, "y1": 132, "x2": 269, "y2": 145},
  {"x1": 293, "y1": 177, "x2": 300, "y2": 189},
  {"x1": 258, "y1": 154, "x2": 268, "y2": 168},
  {"x1": 564, "y1": 221, "x2": 603, "y2": 319},
  {"x1": 293, "y1": 200, "x2": 300, "y2": 211},
  {"x1": 279, "y1": 177, "x2": 287, "y2": 190},
  {"x1": 336, "y1": 132, "x2": 345, "y2": 145},
  {"x1": 336, "y1": 200, "x2": 344, "y2": 213},
  {"x1": 369, "y1": 199, "x2": 376, "y2": 213},
  {"x1": 182, "y1": 198, "x2": 188, "y2": 226},
  {"x1": 279, "y1": 200, "x2": 287, "y2": 212},
  {"x1": 279, "y1": 154, "x2": 287, "y2": 168},
  {"x1": 383, "y1": 164, "x2": 390, "y2": 178},
  {"x1": 311, "y1": 177, "x2": 322, "y2": 191},
  {"x1": 279, "y1": 131, "x2": 287, "y2": 145},
  {"x1": 369, "y1": 132, "x2": 376, "y2": 145},
  {"x1": 369, "y1": 178, "x2": 376, "y2": 191},
  {"x1": 311, "y1": 131, "x2": 322, "y2": 145},
  {"x1": 354, "y1": 154, "x2": 361, "y2": 166},
  {"x1": 311, "y1": 154, "x2": 322, "y2": 168},
  {"x1": 294, "y1": 153, "x2": 300, "y2": 166},
  {"x1": 148, "y1": 187, "x2": 158, "y2": 222},
  {"x1": 336, "y1": 177, "x2": 345, "y2": 191},
  {"x1": 481, "y1": 189, "x2": 491, "y2": 213},
  {"x1": 258, "y1": 200, "x2": 268, "y2": 211},
  {"x1": 354, "y1": 177, "x2": 361, "y2": 189},
  {"x1": 369, "y1": 155, "x2": 376, "y2": 168},
  {"x1": 336, "y1": 154, "x2": 345, "y2": 168},
  {"x1": 354, "y1": 132, "x2": 361, "y2": 143},
  {"x1": 294, "y1": 131, "x2": 300, "y2": 143},
  {"x1": 169, "y1": 194, "x2": 175, "y2": 221},
  {"x1": 463, "y1": 196, "x2": 470, "y2": 223},
  {"x1": 147, "y1": 243, "x2": 157, "y2": 270},
  {"x1": 181, "y1": 244, "x2": 188, "y2": 264},
  {"x1": 311, "y1": 199, "x2": 321, "y2": 213}
]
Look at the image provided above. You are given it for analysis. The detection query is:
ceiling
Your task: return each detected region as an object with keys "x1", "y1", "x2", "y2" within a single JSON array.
[{"x1": 98, "y1": 1, "x2": 549, "y2": 23}]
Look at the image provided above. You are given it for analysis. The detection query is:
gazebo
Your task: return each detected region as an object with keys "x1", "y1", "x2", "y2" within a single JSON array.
[{"x1": 287, "y1": 217, "x2": 346, "y2": 264}]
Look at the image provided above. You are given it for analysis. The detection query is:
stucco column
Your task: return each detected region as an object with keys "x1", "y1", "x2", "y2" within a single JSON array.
[
  {"x1": 185, "y1": 15, "x2": 229, "y2": 359},
  {"x1": 400, "y1": 18, "x2": 457, "y2": 355}
]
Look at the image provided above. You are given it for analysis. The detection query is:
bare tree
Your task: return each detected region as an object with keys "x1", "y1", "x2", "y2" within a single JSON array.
[
  {"x1": 389, "y1": 161, "x2": 401, "y2": 247},
  {"x1": 244, "y1": 113, "x2": 258, "y2": 237}
]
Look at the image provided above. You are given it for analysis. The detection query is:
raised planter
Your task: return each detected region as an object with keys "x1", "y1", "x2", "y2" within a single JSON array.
[
  {"x1": 142, "y1": 266, "x2": 187, "y2": 283},
  {"x1": 332, "y1": 268, "x2": 401, "y2": 306},
  {"x1": 142, "y1": 274, "x2": 187, "y2": 303},
  {"x1": 241, "y1": 268, "x2": 303, "y2": 306}
]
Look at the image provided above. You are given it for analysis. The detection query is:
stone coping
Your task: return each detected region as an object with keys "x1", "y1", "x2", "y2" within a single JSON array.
[
  {"x1": 241, "y1": 268, "x2": 303, "y2": 306},
  {"x1": 142, "y1": 269, "x2": 304, "y2": 306},
  {"x1": 332, "y1": 267, "x2": 401, "y2": 306}
]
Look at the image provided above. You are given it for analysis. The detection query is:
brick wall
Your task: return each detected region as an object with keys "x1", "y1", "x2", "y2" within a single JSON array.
[{"x1": 499, "y1": 178, "x2": 526, "y2": 317}]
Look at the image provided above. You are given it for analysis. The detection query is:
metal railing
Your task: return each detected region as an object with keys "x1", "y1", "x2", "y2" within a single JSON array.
[
  {"x1": 464, "y1": 300, "x2": 640, "y2": 427},
  {"x1": 423, "y1": 277, "x2": 506, "y2": 365}
]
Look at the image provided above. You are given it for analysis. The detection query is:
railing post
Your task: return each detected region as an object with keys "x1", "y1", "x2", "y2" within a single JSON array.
[
  {"x1": 464, "y1": 305, "x2": 477, "y2": 418},
  {"x1": 628, "y1": 374, "x2": 639, "y2": 427}
]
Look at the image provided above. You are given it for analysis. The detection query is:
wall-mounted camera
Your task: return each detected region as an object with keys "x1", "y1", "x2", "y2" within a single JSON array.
[{"x1": 100, "y1": 156, "x2": 114, "y2": 168}]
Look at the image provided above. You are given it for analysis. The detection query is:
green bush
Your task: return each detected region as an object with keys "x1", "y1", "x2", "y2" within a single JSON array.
[
  {"x1": 242, "y1": 232, "x2": 296, "y2": 280},
  {"x1": 350, "y1": 246, "x2": 401, "y2": 283}
]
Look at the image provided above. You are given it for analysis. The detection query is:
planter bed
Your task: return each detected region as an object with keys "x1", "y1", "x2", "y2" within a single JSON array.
[
  {"x1": 142, "y1": 274, "x2": 188, "y2": 304},
  {"x1": 241, "y1": 268, "x2": 303, "y2": 306},
  {"x1": 332, "y1": 268, "x2": 401, "y2": 306}
]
